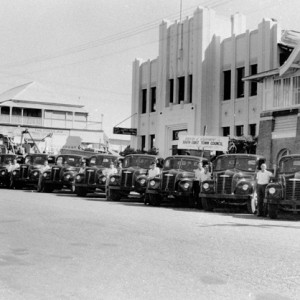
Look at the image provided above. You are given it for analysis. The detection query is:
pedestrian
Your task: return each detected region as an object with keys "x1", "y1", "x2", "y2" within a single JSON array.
[
  {"x1": 117, "y1": 160, "x2": 123, "y2": 174},
  {"x1": 37, "y1": 160, "x2": 51, "y2": 192},
  {"x1": 193, "y1": 161, "x2": 205, "y2": 202},
  {"x1": 148, "y1": 161, "x2": 160, "y2": 179},
  {"x1": 104, "y1": 161, "x2": 118, "y2": 177},
  {"x1": 79, "y1": 160, "x2": 86, "y2": 173},
  {"x1": 256, "y1": 163, "x2": 273, "y2": 216}
]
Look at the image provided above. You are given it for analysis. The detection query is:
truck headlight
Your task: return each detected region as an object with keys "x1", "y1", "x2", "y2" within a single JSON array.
[
  {"x1": 12, "y1": 171, "x2": 17, "y2": 176},
  {"x1": 1, "y1": 171, "x2": 5, "y2": 175},
  {"x1": 269, "y1": 187, "x2": 276, "y2": 194},
  {"x1": 242, "y1": 184, "x2": 249, "y2": 191},
  {"x1": 110, "y1": 177, "x2": 116, "y2": 183},
  {"x1": 183, "y1": 182, "x2": 190, "y2": 189},
  {"x1": 33, "y1": 171, "x2": 38, "y2": 176},
  {"x1": 76, "y1": 175, "x2": 82, "y2": 181},
  {"x1": 43, "y1": 173, "x2": 48, "y2": 177},
  {"x1": 65, "y1": 174, "x2": 71, "y2": 179},
  {"x1": 140, "y1": 178, "x2": 146, "y2": 185},
  {"x1": 203, "y1": 183, "x2": 209, "y2": 190},
  {"x1": 150, "y1": 180, "x2": 156, "y2": 186}
]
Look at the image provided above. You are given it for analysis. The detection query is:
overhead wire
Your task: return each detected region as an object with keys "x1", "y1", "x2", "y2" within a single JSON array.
[{"x1": 0, "y1": 0, "x2": 229, "y2": 69}]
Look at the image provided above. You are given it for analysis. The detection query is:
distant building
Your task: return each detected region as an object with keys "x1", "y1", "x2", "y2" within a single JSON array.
[
  {"x1": 0, "y1": 82, "x2": 107, "y2": 154},
  {"x1": 130, "y1": 6, "x2": 296, "y2": 158}
]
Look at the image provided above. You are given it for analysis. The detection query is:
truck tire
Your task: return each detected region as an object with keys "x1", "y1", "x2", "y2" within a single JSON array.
[
  {"x1": 268, "y1": 204, "x2": 278, "y2": 219},
  {"x1": 148, "y1": 194, "x2": 160, "y2": 206},
  {"x1": 201, "y1": 197, "x2": 214, "y2": 211},
  {"x1": 77, "y1": 187, "x2": 87, "y2": 197},
  {"x1": 109, "y1": 190, "x2": 121, "y2": 201},
  {"x1": 188, "y1": 196, "x2": 196, "y2": 208}
]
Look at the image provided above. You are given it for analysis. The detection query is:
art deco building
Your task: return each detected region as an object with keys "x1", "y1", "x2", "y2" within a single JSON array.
[{"x1": 130, "y1": 6, "x2": 296, "y2": 161}]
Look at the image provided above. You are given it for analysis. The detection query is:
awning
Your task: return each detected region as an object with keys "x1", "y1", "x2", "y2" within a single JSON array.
[{"x1": 243, "y1": 69, "x2": 279, "y2": 82}]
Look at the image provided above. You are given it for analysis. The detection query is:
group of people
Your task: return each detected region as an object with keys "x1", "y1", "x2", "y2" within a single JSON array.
[{"x1": 6, "y1": 158, "x2": 20, "y2": 174}]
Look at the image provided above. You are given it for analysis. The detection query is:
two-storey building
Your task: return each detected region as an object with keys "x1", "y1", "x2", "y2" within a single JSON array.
[
  {"x1": 130, "y1": 6, "x2": 295, "y2": 159},
  {"x1": 0, "y1": 81, "x2": 107, "y2": 154}
]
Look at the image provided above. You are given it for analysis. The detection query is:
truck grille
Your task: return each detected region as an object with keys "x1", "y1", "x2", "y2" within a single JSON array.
[
  {"x1": 20, "y1": 165, "x2": 29, "y2": 179},
  {"x1": 285, "y1": 179, "x2": 300, "y2": 200},
  {"x1": 121, "y1": 170, "x2": 133, "y2": 187},
  {"x1": 51, "y1": 167, "x2": 61, "y2": 181},
  {"x1": 216, "y1": 173, "x2": 232, "y2": 194},
  {"x1": 85, "y1": 169, "x2": 96, "y2": 184},
  {"x1": 162, "y1": 173, "x2": 175, "y2": 191}
]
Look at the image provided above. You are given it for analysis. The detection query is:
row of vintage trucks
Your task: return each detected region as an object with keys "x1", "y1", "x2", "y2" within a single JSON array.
[{"x1": 0, "y1": 151, "x2": 300, "y2": 219}]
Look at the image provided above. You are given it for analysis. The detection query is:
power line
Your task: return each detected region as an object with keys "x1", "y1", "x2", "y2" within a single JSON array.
[{"x1": 0, "y1": 0, "x2": 230, "y2": 69}]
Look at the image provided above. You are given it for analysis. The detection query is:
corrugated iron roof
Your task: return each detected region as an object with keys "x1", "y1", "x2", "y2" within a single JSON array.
[{"x1": 0, "y1": 82, "x2": 86, "y2": 112}]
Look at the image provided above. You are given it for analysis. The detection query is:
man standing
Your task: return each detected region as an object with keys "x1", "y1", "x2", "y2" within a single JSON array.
[
  {"x1": 256, "y1": 163, "x2": 273, "y2": 217},
  {"x1": 148, "y1": 161, "x2": 160, "y2": 179},
  {"x1": 37, "y1": 160, "x2": 51, "y2": 192}
]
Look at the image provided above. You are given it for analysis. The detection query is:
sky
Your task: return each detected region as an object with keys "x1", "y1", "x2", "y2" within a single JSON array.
[{"x1": 0, "y1": 0, "x2": 299, "y2": 139}]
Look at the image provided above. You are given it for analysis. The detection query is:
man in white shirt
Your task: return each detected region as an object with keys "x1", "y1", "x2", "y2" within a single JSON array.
[
  {"x1": 256, "y1": 163, "x2": 273, "y2": 217},
  {"x1": 104, "y1": 162, "x2": 118, "y2": 177},
  {"x1": 148, "y1": 161, "x2": 160, "y2": 179}
]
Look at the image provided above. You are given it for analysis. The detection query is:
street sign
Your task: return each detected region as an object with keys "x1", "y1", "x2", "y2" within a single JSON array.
[
  {"x1": 113, "y1": 127, "x2": 137, "y2": 136},
  {"x1": 178, "y1": 135, "x2": 229, "y2": 152}
]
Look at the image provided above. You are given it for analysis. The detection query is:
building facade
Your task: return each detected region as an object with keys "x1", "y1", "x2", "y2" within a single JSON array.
[
  {"x1": 245, "y1": 38, "x2": 300, "y2": 165},
  {"x1": 0, "y1": 82, "x2": 107, "y2": 154},
  {"x1": 131, "y1": 6, "x2": 286, "y2": 158}
]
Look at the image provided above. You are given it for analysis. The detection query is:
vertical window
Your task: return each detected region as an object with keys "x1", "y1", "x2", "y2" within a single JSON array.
[
  {"x1": 274, "y1": 79, "x2": 281, "y2": 107},
  {"x1": 169, "y1": 79, "x2": 174, "y2": 103},
  {"x1": 141, "y1": 135, "x2": 146, "y2": 151},
  {"x1": 292, "y1": 76, "x2": 300, "y2": 105},
  {"x1": 141, "y1": 89, "x2": 147, "y2": 114},
  {"x1": 151, "y1": 87, "x2": 156, "y2": 112},
  {"x1": 249, "y1": 124, "x2": 256, "y2": 137},
  {"x1": 222, "y1": 127, "x2": 230, "y2": 136},
  {"x1": 283, "y1": 78, "x2": 291, "y2": 106},
  {"x1": 250, "y1": 64, "x2": 257, "y2": 96},
  {"x1": 189, "y1": 74, "x2": 193, "y2": 103},
  {"x1": 236, "y1": 67, "x2": 245, "y2": 98},
  {"x1": 223, "y1": 70, "x2": 231, "y2": 100},
  {"x1": 236, "y1": 125, "x2": 244, "y2": 136},
  {"x1": 178, "y1": 76, "x2": 185, "y2": 102},
  {"x1": 150, "y1": 134, "x2": 155, "y2": 149},
  {"x1": 0, "y1": 106, "x2": 9, "y2": 115}
]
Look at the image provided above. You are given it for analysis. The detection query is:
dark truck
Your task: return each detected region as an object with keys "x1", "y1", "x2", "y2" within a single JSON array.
[
  {"x1": 10, "y1": 154, "x2": 55, "y2": 189},
  {"x1": 75, "y1": 154, "x2": 120, "y2": 196},
  {"x1": 106, "y1": 154, "x2": 158, "y2": 202},
  {"x1": 0, "y1": 154, "x2": 18, "y2": 188},
  {"x1": 199, "y1": 153, "x2": 266, "y2": 213},
  {"x1": 39, "y1": 154, "x2": 88, "y2": 193},
  {"x1": 265, "y1": 154, "x2": 300, "y2": 219},
  {"x1": 145, "y1": 155, "x2": 208, "y2": 208}
]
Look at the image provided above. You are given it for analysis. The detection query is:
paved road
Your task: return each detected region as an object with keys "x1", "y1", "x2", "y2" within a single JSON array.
[{"x1": 0, "y1": 189, "x2": 299, "y2": 300}]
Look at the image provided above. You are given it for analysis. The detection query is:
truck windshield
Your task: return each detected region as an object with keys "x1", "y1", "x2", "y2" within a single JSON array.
[
  {"x1": 279, "y1": 158, "x2": 300, "y2": 173},
  {"x1": 0, "y1": 155, "x2": 15, "y2": 165},
  {"x1": 57, "y1": 156, "x2": 82, "y2": 167},
  {"x1": 123, "y1": 156, "x2": 154, "y2": 169},
  {"x1": 90, "y1": 156, "x2": 116, "y2": 168},
  {"x1": 215, "y1": 157, "x2": 257, "y2": 172},
  {"x1": 26, "y1": 156, "x2": 47, "y2": 165},
  {"x1": 163, "y1": 158, "x2": 199, "y2": 172}
]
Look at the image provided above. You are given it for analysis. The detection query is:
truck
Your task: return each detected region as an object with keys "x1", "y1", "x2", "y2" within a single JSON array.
[
  {"x1": 145, "y1": 155, "x2": 208, "y2": 208},
  {"x1": 265, "y1": 154, "x2": 300, "y2": 219},
  {"x1": 106, "y1": 154, "x2": 158, "y2": 202},
  {"x1": 199, "y1": 153, "x2": 266, "y2": 213}
]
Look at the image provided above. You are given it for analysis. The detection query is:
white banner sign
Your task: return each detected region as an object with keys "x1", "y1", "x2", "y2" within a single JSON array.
[{"x1": 178, "y1": 135, "x2": 229, "y2": 152}]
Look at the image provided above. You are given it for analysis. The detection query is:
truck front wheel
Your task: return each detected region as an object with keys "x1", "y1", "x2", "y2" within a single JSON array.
[
  {"x1": 201, "y1": 198, "x2": 214, "y2": 211},
  {"x1": 268, "y1": 204, "x2": 278, "y2": 219},
  {"x1": 148, "y1": 194, "x2": 160, "y2": 206}
]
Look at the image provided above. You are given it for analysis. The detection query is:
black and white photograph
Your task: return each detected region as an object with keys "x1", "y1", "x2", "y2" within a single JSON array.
[{"x1": 0, "y1": 0, "x2": 300, "y2": 299}]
